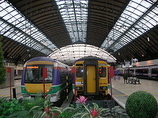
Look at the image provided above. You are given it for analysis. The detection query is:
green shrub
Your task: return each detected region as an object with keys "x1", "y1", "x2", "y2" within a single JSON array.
[
  {"x1": 0, "y1": 98, "x2": 22, "y2": 118},
  {"x1": 0, "y1": 95, "x2": 45, "y2": 118},
  {"x1": 125, "y1": 91, "x2": 158, "y2": 118},
  {"x1": 0, "y1": 39, "x2": 6, "y2": 85}
]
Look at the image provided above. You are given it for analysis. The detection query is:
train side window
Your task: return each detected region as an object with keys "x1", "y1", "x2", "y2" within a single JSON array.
[
  {"x1": 76, "y1": 67, "x2": 84, "y2": 77},
  {"x1": 151, "y1": 68, "x2": 158, "y2": 74},
  {"x1": 98, "y1": 66, "x2": 106, "y2": 77}
]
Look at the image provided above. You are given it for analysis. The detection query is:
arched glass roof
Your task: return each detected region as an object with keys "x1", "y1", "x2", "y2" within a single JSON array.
[
  {"x1": 0, "y1": 0, "x2": 57, "y2": 55},
  {"x1": 0, "y1": 0, "x2": 157, "y2": 65},
  {"x1": 49, "y1": 44, "x2": 116, "y2": 65},
  {"x1": 101, "y1": 0, "x2": 158, "y2": 51}
]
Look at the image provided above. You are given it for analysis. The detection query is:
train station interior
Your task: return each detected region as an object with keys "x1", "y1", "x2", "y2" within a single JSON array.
[{"x1": 0, "y1": 0, "x2": 158, "y2": 117}]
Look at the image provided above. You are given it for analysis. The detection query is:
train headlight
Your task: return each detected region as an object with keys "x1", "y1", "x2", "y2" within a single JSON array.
[
  {"x1": 21, "y1": 87, "x2": 29, "y2": 93},
  {"x1": 100, "y1": 86, "x2": 107, "y2": 90},
  {"x1": 75, "y1": 86, "x2": 83, "y2": 90}
]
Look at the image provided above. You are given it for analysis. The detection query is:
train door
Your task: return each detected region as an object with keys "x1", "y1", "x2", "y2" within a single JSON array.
[
  {"x1": 86, "y1": 65, "x2": 96, "y2": 93},
  {"x1": 84, "y1": 60, "x2": 99, "y2": 95}
]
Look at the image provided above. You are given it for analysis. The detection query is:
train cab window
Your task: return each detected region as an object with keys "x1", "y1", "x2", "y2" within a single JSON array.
[
  {"x1": 76, "y1": 67, "x2": 84, "y2": 77},
  {"x1": 25, "y1": 66, "x2": 39, "y2": 82},
  {"x1": 25, "y1": 65, "x2": 53, "y2": 82},
  {"x1": 98, "y1": 66, "x2": 106, "y2": 77}
]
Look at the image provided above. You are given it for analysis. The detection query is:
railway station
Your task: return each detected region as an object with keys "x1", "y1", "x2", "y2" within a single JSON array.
[{"x1": 0, "y1": 0, "x2": 158, "y2": 118}]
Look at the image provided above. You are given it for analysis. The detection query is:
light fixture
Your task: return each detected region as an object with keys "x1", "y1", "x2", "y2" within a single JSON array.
[{"x1": 147, "y1": 37, "x2": 150, "y2": 41}]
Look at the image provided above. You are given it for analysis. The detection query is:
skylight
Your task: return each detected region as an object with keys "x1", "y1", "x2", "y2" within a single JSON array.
[
  {"x1": 50, "y1": 44, "x2": 116, "y2": 65},
  {"x1": 101, "y1": 0, "x2": 158, "y2": 52},
  {"x1": 55, "y1": 0, "x2": 88, "y2": 43},
  {"x1": 0, "y1": 0, "x2": 57, "y2": 54}
]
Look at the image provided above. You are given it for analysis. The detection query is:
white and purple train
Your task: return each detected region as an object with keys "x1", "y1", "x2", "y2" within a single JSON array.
[
  {"x1": 21, "y1": 57, "x2": 72, "y2": 105},
  {"x1": 116, "y1": 59, "x2": 158, "y2": 80}
]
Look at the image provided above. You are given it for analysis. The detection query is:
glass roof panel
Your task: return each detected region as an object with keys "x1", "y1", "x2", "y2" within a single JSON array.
[
  {"x1": 0, "y1": 0, "x2": 57, "y2": 54},
  {"x1": 49, "y1": 44, "x2": 116, "y2": 65},
  {"x1": 101, "y1": 0, "x2": 158, "y2": 51},
  {"x1": 55, "y1": 0, "x2": 88, "y2": 43}
]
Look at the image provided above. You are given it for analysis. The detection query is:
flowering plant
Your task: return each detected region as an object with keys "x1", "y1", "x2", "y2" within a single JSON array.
[
  {"x1": 76, "y1": 96, "x2": 87, "y2": 104},
  {"x1": 28, "y1": 95, "x2": 129, "y2": 118},
  {"x1": 28, "y1": 95, "x2": 62, "y2": 118},
  {"x1": 72, "y1": 96, "x2": 111, "y2": 118},
  {"x1": 73, "y1": 102, "x2": 111, "y2": 118}
]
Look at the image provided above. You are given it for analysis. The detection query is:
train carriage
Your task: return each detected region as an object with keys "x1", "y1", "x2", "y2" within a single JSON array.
[
  {"x1": 73, "y1": 56, "x2": 111, "y2": 99},
  {"x1": 21, "y1": 57, "x2": 71, "y2": 104},
  {"x1": 116, "y1": 59, "x2": 158, "y2": 80}
]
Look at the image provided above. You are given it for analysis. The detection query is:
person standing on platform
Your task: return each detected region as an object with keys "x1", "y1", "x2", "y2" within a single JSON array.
[{"x1": 123, "y1": 72, "x2": 128, "y2": 84}]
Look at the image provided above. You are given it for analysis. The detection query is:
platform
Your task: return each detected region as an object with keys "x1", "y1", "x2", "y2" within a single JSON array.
[
  {"x1": 111, "y1": 76, "x2": 158, "y2": 109},
  {"x1": 0, "y1": 77, "x2": 158, "y2": 107},
  {"x1": 0, "y1": 79, "x2": 21, "y2": 99}
]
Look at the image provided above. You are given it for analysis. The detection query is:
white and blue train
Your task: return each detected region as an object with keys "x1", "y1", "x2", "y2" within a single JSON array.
[{"x1": 116, "y1": 59, "x2": 158, "y2": 80}]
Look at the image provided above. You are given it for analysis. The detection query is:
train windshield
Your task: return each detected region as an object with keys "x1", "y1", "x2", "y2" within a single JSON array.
[
  {"x1": 24, "y1": 65, "x2": 53, "y2": 83},
  {"x1": 76, "y1": 67, "x2": 84, "y2": 77},
  {"x1": 75, "y1": 64, "x2": 84, "y2": 77}
]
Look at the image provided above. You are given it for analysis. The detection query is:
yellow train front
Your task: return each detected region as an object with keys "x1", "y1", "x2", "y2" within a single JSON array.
[{"x1": 73, "y1": 56, "x2": 110, "y2": 99}]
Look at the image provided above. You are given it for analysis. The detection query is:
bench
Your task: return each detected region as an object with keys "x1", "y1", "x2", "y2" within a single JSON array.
[{"x1": 127, "y1": 76, "x2": 140, "y2": 84}]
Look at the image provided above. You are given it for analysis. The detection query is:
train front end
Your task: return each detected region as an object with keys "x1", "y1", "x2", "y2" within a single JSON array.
[
  {"x1": 21, "y1": 57, "x2": 60, "y2": 102},
  {"x1": 74, "y1": 57, "x2": 109, "y2": 99}
]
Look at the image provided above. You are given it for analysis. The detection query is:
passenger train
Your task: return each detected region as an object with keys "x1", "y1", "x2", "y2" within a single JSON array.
[
  {"x1": 116, "y1": 59, "x2": 158, "y2": 80},
  {"x1": 21, "y1": 57, "x2": 72, "y2": 104},
  {"x1": 72, "y1": 56, "x2": 114, "y2": 99}
]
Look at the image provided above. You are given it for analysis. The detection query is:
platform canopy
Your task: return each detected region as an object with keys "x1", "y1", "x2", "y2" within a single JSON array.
[{"x1": 49, "y1": 44, "x2": 116, "y2": 65}]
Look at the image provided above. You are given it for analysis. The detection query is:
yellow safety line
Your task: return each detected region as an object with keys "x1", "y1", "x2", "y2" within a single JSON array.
[
  {"x1": 0, "y1": 95, "x2": 21, "y2": 97},
  {"x1": 113, "y1": 94, "x2": 128, "y2": 97},
  {"x1": 0, "y1": 95, "x2": 10, "y2": 97},
  {"x1": 151, "y1": 93, "x2": 158, "y2": 95},
  {"x1": 113, "y1": 92, "x2": 158, "y2": 97}
]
